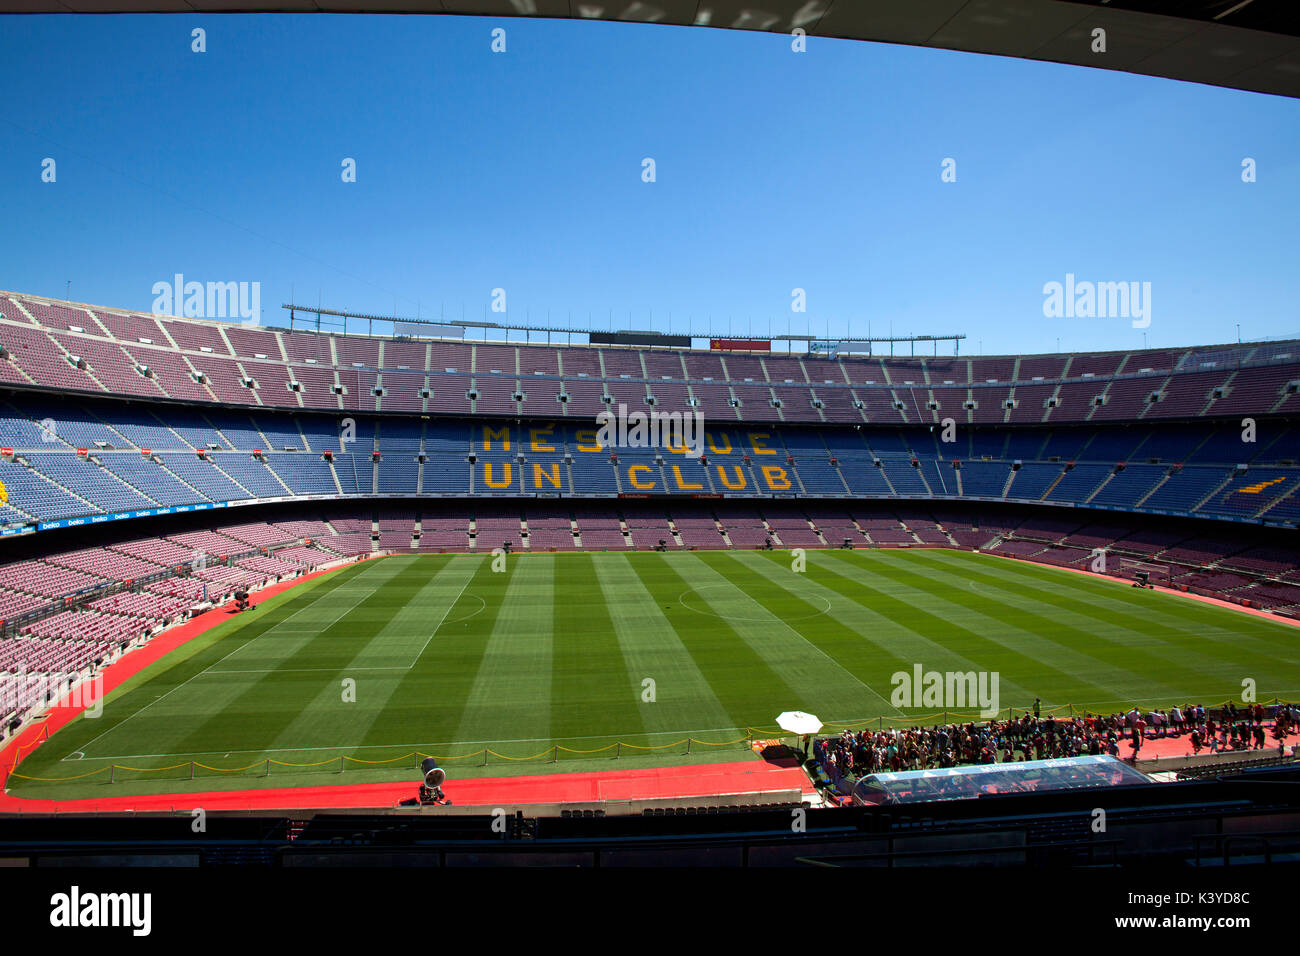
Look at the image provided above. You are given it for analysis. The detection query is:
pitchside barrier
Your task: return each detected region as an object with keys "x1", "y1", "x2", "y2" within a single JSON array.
[{"x1": 7, "y1": 699, "x2": 1296, "y2": 787}]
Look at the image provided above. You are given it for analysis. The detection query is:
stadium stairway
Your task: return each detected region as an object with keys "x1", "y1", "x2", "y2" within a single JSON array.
[
  {"x1": 1255, "y1": 477, "x2": 1300, "y2": 519},
  {"x1": 1082, "y1": 469, "x2": 1115, "y2": 504},
  {"x1": 1037, "y1": 467, "x2": 1066, "y2": 502},
  {"x1": 20, "y1": 456, "x2": 109, "y2": 516},
  {"x1": 1135, "y1": 471, "x2": 1171, "y2": 507},
  {"x1": 717, "y1": 519, "x2": 733, "y2": 547},
  {"x1": 1192, "y1": 472, "x2": 1238, "y2": 513},
  {"x1": 90, "y1": 455, "x2": 169, "y2": 509}
]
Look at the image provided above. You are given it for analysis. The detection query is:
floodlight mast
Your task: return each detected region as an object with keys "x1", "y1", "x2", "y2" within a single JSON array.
[{"x1": 281, "y1": 303, "x2": 965, "y2": 355}]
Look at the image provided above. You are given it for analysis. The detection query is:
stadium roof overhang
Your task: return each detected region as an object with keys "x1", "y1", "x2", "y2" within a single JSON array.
[{"x1": 6, "y1": 1, "x2": 1300, "y2": 99}]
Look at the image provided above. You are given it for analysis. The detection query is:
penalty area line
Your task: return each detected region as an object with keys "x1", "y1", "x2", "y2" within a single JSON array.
[{"x1": 406, "y1": 567, "x2": 476, "y2": 669}]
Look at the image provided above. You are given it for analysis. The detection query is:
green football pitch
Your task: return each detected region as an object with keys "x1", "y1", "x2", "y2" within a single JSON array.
[{"x1": 12, "y1": 548, "x2": 1300, "y2": 799}]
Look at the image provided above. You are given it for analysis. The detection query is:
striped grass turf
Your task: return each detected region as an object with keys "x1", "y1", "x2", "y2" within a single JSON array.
[{"x1": 12, "y1": 548, "x2": 1300, "y2": 799}]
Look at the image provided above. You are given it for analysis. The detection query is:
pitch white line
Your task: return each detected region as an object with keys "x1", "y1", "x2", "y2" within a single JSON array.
[
  {"x1": 217, "y1": 569, "x2": 381, "y2": 666},
  {"x1": 406, "y1": 566, "x2": 476, "y2": 669},
  {"x1": 686, "y1": 555, "x2": 906, "y2": 716},
  {"x1": 74, "y1": 563, "x2": 382, "y2": 757},
  {"x1": 206, "y1": 667, "x2": 409, "y2": 675}
]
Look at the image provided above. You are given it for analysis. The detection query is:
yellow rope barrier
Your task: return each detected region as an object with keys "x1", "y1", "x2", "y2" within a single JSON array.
[
  {"x1": 687, "y1": 736, "x2": 750, "y2": 747},
  {"x1": 193, "y1": 761, "x2": 265, "y2": 773},
  {"x1": 115, "y1": 762, "x2": 192, "y2": 773},
  {"x1": 7, "y1": 766, "x2": 111, "y2": 782},
  {"x1": 484, "y1": 748, "x2": 553, "y2": 761},
  {"x1": 415, "y1": 750, "x2": 486, "y2": 761},
  {"x1": 339, "y1": 753, "x2": 416, "y2": 766},
  {"x1": 8, "y1": 698, "x2": 1292, "y2": 785}
]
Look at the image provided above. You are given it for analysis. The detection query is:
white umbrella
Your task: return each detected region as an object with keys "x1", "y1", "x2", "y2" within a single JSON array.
[{"x1": 776, "y1": 711, "x2": 823, "y2": 736}]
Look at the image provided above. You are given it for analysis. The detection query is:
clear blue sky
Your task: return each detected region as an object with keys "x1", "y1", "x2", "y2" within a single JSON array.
[{"x1": 1, "y1": 14, "x2": 1297, "y2": 355}]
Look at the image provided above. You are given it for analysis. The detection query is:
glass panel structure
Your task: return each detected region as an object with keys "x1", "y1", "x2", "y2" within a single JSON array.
[{"x1": 851, "y1": 754, "x2": 1150, "y2": 806}]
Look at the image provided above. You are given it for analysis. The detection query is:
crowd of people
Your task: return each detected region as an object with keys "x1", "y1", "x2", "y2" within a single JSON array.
[{"x1": 814, "y1": 702, "x2": 1299, "y2": 780}]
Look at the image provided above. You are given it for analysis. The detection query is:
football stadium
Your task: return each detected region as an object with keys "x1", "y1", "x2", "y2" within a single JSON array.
[
  {"x1": 4, "y1": 295, "x2": 1300, "y2": 824},
  {"x1": 1, "y1": 4, "x2": 1299, "y2": 902}
]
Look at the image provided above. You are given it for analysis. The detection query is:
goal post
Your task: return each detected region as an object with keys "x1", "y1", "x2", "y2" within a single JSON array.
[{"x1": 1117, "y1": 557, "x2": 1173, "y2": 586}]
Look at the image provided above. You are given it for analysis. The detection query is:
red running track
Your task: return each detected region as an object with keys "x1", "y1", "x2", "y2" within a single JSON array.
[
  {"x1": 0, "y1": 760, "x2": 814, "y2": 813},
  {"x1": 1125, "y1": 729, "x2": 1300, "y2": 762}
]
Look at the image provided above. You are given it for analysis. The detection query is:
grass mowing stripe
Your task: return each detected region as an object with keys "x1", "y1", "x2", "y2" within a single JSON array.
[
  {"x1": 207, "y1": 558, "x2": 413, "y2": 671},
  {"x1": 249, "y1": 556, "x2": 425, "y2": 670},
  {"x1": 357, "y1": 556, "x2": 510, "y2": 755},
  {"x1": 550, "y1": 555, "x2": 648, "y2": 751},
  {"x1": 679, "y1": 551, "x2": 885, "y2": 717},
  {"x1": 824, "y1": 549, "x2": 1163, "y2": 701},
  {"x1": 404, "y1": 557, "x2": 479, "y2": 668},
  {"x1": 160, "y1": 556, "x2": 428, "y2": 760},
  {"x1": 738, "y1": 549, "x2": 1018, "y2": 698},
  {"x1": 944, "y1": 549, "x2": 1299, "y2": 644},
  {"x1": 930, "y1": 549, "x2": 1300, "y2": 665},
  {"x1": 260, "y1": 556, "x2": 477, "y2": 756},
  {"x1": 344, "y1": 553, "x2": 465, "y2": 670},
  {"x1": 885, "y1": 550, "x2": 1212, "y2": 699},
  {"x1": 451, "y1": 554, "x2": 555, "y2": 754},
  {"x1": 205, "y1": 562, "x2": 388, "y2": 666},
  {"x1": 816, "y1": 550, "x2": 1123, "y2": 705},
  {"x1": 63, "y1": 559, "x2": 380, "y2": 761},
  {"x1": 745, "y1": 549, "x2": 1034, "y2": 700},
  {"x1": 629, "y1": 553, "x2": 808, "y2": 722},
  {"x1": 911, "y1": 549, "x2": 1300, "y2": 681},
  {"x1": 702, "y1": 551, "x2": 904, "y2": 716},
  {"x1": 593, "y1": 554, "x2": 737, "y2": 743}
]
